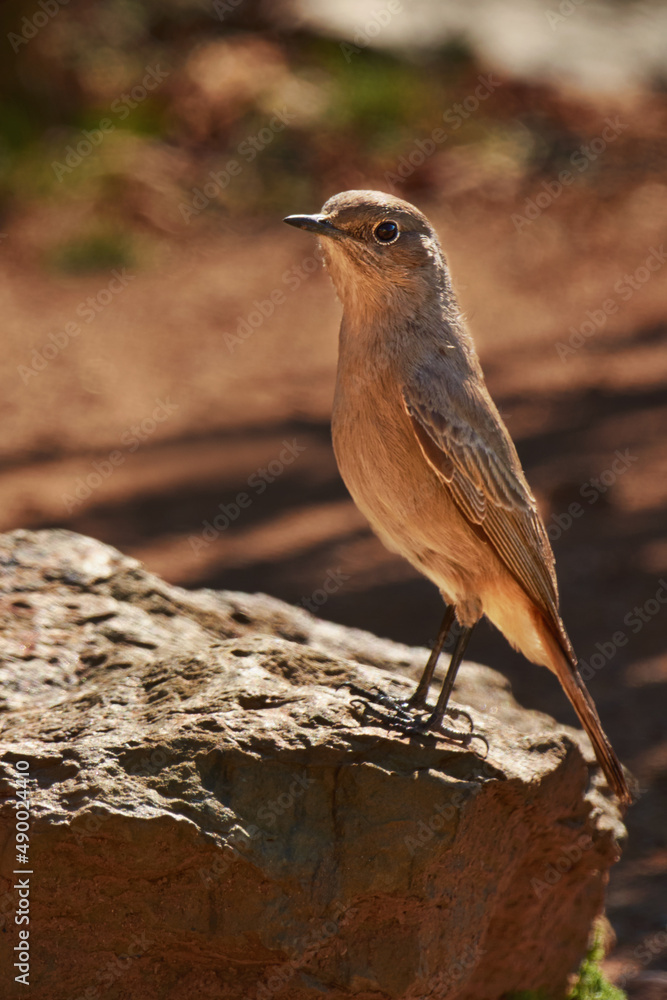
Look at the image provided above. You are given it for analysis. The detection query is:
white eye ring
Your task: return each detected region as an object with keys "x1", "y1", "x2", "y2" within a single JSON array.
[{"x1": 373, "y1": 220, "x2": 400, "y2": 244}]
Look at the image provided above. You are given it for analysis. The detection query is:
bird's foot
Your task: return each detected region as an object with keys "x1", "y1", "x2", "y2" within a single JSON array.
[
  {"x1": 339, "y1": 681, "x2": 485, "y2": 753},
  {"x1": 337, "y1": 682, "x2": 417, "y2": 725},
  {"x1": 337, "y1": 681, "x2": 473, "y2": 731}
]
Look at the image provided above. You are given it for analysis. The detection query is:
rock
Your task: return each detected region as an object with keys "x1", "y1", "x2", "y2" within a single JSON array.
[{"x1": 0, "y1": 529, "x2": 624, "y2": 1000}]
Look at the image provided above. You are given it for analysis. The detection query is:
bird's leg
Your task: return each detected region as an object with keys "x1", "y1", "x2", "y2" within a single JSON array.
[
  {"x1": 422, "y1": 624, "x2": 475, "y2": 732},
  {"x1": 406, "y1": 605, "x2": 456, "y2": 710},
  {"x1": 338, "y1": 605, "x2": 473, "y2": 729},
  {"x1": 336, "y1": 606, "x2": 455, "y2": 721},
  {"x1": 345, "y1": 617, "x2": 483, "y2": 749}
]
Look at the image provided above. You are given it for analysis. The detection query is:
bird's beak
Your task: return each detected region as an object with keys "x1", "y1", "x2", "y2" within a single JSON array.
[{"x1": 283, "y1": 214, "x2": 347, "y2": 241}]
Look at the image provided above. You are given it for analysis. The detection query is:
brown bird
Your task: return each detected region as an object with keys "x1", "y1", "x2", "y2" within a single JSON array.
[{"x1": 284, "y1": 189, "x2": 631, "y2": 807}]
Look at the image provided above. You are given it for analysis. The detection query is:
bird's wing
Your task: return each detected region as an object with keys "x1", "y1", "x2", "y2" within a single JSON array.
[{"x1": 402, "y1": 369, "x2": 567, "y2": 647}]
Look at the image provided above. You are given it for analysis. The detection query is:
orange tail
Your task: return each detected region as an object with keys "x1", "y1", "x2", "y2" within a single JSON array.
[{"x1": 541, "y1": 626, "x2": 632, "y2": 807}]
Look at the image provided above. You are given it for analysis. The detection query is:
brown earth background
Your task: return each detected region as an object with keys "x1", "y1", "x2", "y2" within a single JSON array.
[{"x1": 0, "y1": 0, "x2": 666, "y2": 990}]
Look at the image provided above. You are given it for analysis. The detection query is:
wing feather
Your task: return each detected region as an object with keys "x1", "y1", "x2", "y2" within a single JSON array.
[{"x1": 402, "y1": 379, "x2": 567, "y2": 647}]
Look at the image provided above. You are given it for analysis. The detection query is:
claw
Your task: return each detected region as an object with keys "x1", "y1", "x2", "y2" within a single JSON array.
[
  {"x1": 349, "y1": 699, "x2": 475, "y2": 748},
  {"x1": 417, "y1": 716, "x2": 489, "y2": 756},
  {"x1": 342, "y1": 681, "x2": 487, "y2": 754},
  {"x1": 442, "y1": 706, "x2": 474, "y2": 734},
  {"x1": 339, "y1": 680, "x2": 474, "y2": 733},
  {"x1": 338, "y1": 681, "x2": 413, "y2": 721}
]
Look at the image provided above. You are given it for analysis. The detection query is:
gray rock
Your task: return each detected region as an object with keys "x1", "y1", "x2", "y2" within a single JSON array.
[{"x1": 0, "y1": 530, "x2": 625, "y2": 999}]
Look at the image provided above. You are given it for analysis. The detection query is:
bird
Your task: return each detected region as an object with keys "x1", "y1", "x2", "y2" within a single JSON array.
[{"x1": 283, "y1": 189, "x2": 631, "y2": 807}]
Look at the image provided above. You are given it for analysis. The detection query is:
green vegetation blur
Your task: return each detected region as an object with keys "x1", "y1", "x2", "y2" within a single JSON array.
[{"x1": 0, "y1": 0, "x2": 631, "y2": 275}]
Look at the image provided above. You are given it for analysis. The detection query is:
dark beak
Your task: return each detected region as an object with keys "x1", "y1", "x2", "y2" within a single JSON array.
[{"x1": 283, "y1": 214, "x2": 347, "y2": 240}]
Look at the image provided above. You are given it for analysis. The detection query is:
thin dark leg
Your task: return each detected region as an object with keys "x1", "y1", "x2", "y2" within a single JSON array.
[
  {"x1": 407, "y1": 605, "x2": 456, "y2": 710},
  {"x1": 426, "y1": 624, "x2": 475, "y2": 730}
]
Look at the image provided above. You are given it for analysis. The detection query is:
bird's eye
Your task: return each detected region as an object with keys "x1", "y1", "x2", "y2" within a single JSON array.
[{"x1": 373, "y1": 220, "x2": 399, "y2": 244}]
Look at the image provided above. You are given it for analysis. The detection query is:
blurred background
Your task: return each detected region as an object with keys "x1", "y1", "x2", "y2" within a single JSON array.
[{"x1": 1, "y1": 0, "x2": 666, "y2": 988}]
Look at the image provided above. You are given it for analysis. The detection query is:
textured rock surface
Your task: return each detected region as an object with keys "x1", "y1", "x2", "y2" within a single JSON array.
[{"x1": 0, "y1": 530, "x2": 624, "y2": 1000}]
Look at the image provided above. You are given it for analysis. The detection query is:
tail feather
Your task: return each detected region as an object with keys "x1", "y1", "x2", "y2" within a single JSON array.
[{"x1": 542, "y1": 627, "x2": 632, "y2": 807}]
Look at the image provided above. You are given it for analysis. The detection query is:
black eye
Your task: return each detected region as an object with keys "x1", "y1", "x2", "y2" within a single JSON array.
[{"x1": 373, "y1": 220, "x2": 399, "y2": 244}]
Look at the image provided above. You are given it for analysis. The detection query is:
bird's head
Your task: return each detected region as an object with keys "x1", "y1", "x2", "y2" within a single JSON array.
[{"x1": 284, "y1": 189, "x2": 448, "y2": 314}]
